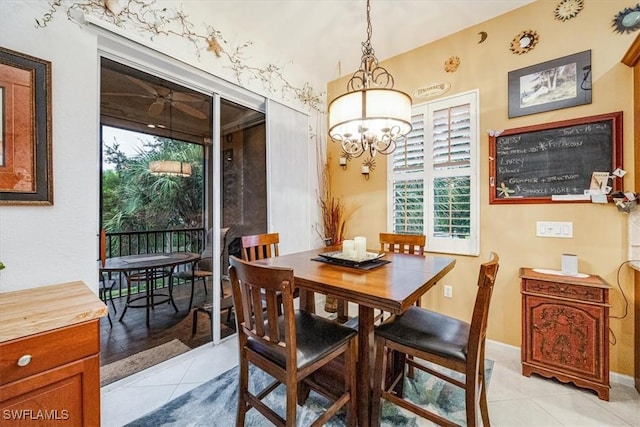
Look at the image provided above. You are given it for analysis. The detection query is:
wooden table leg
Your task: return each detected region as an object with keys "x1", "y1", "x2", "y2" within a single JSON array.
[
  {"x1": 299, "y1": 289, "x2": 315, "y2": 313},
  {"x1": 145, "y1": 269, "x2": 152, "y2": 326},
  {"x1": 119, "y1": 273, "x2": 132, "y2": 322},
  {"x1": 336, "y1": 298, "x2": 349, "y2": 323},
  {"x1": 357, "y1": 305, "x2": 374, "y2": 427}
]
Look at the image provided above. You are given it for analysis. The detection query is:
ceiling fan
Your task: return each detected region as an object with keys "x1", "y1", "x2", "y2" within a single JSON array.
[{"x1": 103, "y1": 75, "x2": 207, "y2": 120}]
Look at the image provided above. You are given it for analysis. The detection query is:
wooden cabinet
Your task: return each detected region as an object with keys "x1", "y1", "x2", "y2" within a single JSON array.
[
  {"x1": 520, "y1": 268, "x2": 610, "y2": 400},
  {"x1": 0, "y1": 281, "x2": 107, "y2": 426}
]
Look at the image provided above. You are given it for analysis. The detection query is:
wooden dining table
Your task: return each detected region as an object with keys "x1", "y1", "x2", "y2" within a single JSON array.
[{"x1": 257, "y1": 247, "x2": 456, "y2": 426}]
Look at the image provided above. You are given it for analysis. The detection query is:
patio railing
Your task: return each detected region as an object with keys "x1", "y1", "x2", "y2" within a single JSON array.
[
  {"x1": 103, "y1": 227, "x2": 206, "y2": 298},
  {"x1": 104, "y1": 227, "x2": 206, "y2": 258}
]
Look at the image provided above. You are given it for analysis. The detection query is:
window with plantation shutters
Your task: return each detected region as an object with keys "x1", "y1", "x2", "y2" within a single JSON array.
[
  {"x1": 388, "y1": 90, "x2": 479, "y2": 256},
  {"x1": 389, "y1": 113, "x2": 425, "y2": 234}
]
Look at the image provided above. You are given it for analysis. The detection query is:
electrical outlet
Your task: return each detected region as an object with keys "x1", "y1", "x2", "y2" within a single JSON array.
[{"x1": 444, "y1": 285, "x2": 453, "y2": 298}]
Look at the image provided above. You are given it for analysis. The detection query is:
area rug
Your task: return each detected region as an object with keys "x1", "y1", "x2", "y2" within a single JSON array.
[
  {"x1": 101, "y1": 339, "x2": 191, "y2": 386},
  {"x1": 126, "y1": 360, "x2": 493, "y2": 426}
]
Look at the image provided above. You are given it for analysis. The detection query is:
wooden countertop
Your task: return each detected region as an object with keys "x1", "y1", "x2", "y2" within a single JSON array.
[{"x1": 0, "y1": 281, "x2": 108, "y2": 343}]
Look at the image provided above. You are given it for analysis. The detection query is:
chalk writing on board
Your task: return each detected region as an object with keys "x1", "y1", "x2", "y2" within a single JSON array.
[{"x1": 489, "y1": 112, "x2": 623, "y2": 204}]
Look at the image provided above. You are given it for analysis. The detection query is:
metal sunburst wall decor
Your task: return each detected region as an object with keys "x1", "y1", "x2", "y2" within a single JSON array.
[
  {"x1": 612, "y1": 4, "x2": 640, "y2": 34},
  {"x1": 510, "y1": 30, "x2": 539, "y2": 55},
  {"x1": 554, "y1": 0, "x2": 584, "y2": 22},
  {"x1": 444, "y1": 56, "x2": 460, "y2": 73}
]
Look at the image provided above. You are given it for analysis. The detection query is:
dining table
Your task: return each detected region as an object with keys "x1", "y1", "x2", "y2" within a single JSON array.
[
  {"x1": 100, "y1": 252, "x2": 200, "y2": 326},
  {"x1": 256, "y1": 247, "x2": 456, "y2": 426}
]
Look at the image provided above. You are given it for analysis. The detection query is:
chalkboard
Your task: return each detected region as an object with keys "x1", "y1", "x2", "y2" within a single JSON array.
[{"x1": 489, "y1": 112, "x2": 623, "y2": 204}]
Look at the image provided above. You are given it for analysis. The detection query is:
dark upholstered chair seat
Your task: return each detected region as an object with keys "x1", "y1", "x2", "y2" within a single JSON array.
[
  {"x1": 371, "y1": 252, "x2": 500, "y2": 427},
  {"x1": 375, "y1": 306, "x2": 470, "y2": 363},
  {"x1": 230, "y1": 255, "x2": 358, "y2": 426},
  {"x1": 247, "y1": 310, "x2": 357, "y2": 369}
]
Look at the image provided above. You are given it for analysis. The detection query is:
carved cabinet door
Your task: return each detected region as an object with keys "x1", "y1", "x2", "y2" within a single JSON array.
[{"x1": 526, "y1": 296, "x2": 604, "y2": 380}]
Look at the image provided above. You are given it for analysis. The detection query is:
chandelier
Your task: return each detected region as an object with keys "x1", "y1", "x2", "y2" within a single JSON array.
[
  {"x1": 149, "y1": 160, "x2": 192, "y2": 177},
  {"x1": 328, "y1": 0, "x2": 412, "y2": 158}
]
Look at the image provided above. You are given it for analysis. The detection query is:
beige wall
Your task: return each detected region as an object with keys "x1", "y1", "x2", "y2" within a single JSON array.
[{"x1": 327, "y1": 0, "x2": 637, "y2": 376}]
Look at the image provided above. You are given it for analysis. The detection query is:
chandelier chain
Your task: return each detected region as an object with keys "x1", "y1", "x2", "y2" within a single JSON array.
[
  {"x1": 328, "y1": 0, "x2": 412, "y2": 160},
  {"x1": 362, "y1": 0, "x2": 373, "y2": 58}
]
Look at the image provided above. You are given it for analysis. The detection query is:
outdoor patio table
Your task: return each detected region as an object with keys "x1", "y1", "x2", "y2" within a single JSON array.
[{"x1": 100, "y1": 252, "x2": 200, "y2": 326}]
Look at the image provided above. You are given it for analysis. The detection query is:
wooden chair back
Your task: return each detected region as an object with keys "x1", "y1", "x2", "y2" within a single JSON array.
[
  {"x1": 379, "y1": 233, "x2": 426, "y2": 255},
  {"x1": 100, "y1": 228, "x2": 107, "y2": 267},
  {"x1": 371, "y1": 252, "x2": 500, "y2": 427},
  {"x1": 229, "y1": 254, "x2": 357, "y2": 426},
  {"x1": 467, "y1": 252, "x2": 500, "y2": 369},
  {"x1": 228, "y1": 255, "x2": 297, "y2": 369},
  {"x1": 241, "y1": 232, "x2": 280, "y2": 261}
]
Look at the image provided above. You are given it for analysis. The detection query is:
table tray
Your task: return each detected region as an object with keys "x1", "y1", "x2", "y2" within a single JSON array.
[{"x1": 312, "y1": 251, "x2": 389, "y2": 270}]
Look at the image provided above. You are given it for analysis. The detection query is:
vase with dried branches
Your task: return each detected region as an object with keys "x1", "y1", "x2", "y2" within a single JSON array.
[
  {"x1": 316, "y1": 149, "x2": 359, "y2": 312},
  {"x1": 316, "y1": 157, "x2": 358, "y2": 246}
]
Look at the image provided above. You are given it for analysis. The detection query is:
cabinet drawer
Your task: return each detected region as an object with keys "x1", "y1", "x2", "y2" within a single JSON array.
[
  {"x1": 0, "y1": 321, "x2": 99, "y2": 384},
  {"x1": 523, "y1": 279, "x2": 605, "y2": 303}
]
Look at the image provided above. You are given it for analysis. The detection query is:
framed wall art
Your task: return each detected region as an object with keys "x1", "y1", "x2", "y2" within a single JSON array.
[
  {"x1": 0, "y1": 47, "x2": 53, "y2": 205},
  {"x1": 508, "y1": 50, "x2": 592, "y2": 118}
]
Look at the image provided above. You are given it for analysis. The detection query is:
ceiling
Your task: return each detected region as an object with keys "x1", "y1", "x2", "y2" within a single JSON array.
[
  {"x1": 100, "y1": 0, "x2": 534, "y2": 141},
  {"x1": 204, "y1": 0, "x2": 535, "y2": 83},
  {"x1": 101, "y1": 59, "x2": 264, "y2": 145}
]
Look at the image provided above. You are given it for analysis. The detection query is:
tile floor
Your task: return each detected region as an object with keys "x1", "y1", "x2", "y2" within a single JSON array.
[{"x1": 101, "y1": 336, "x2": 640, "y2": 426}]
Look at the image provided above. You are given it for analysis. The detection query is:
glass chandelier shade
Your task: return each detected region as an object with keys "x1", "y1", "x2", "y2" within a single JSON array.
[
  {"x1": 328, "y1": 88, "x2": 412, "y2": 157},
  {"x1": 328, "y1": 0, "x2": 412, "y2": 158}
]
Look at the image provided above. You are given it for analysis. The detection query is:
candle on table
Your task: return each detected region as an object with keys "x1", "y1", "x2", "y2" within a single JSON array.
[
  {"x1": 354, "y1": 236, "x2": 367, "y2": 259},
  {"x1": 342, "y1": 240, "x2": 355, "y2": 256}
]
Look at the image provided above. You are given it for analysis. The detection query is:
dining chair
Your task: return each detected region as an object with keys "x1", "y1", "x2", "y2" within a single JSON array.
[
  {"x1": 175, "y1": 228, "x2": 230, "y2": 311},
  {"x1": 240, "y1": 232, "x2": 279, "y2": 261},
  {"x1": 338, "y1": 233, "x2": 427, "y2": 324},
  {"x1": 379, "y1": 233, "x2": 426, "y2": 310},
  {"x1": 241, "y1": 232, "x2": 293, "y2": 315},
  {"x1": 191, "y1": 280, "x2": 234, "y2": 335},
  {"x1": 371, "y1": 252, "x2": 500, "y2": 427},
  {"x1": 99, "y1": 272, "x2": 117, "y2": 327},
  {"x1": 187, "y1": 227, "x2": 235, "y2": 336},
  {"x1": 379, "y1": 232, "x2": 426, "y2": 256},
  {"x1": 98, "y1": 228, "x2": 116, "y2": 327},
  {"x1": 376, "y1": 232, "x2": 429, "y2": 376},
  {"x1": 229, "y1": 255, "x2": 357, "y2": 427}
]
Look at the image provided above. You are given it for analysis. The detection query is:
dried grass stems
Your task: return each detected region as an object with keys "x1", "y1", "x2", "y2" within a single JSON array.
[{"x1": 316, "y1": 147, "x2": 359, "y2": 245}]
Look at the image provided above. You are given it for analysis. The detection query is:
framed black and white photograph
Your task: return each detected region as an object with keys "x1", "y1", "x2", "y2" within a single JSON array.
[{"x1": 508, "y1": 50, "x2": 592, "y2": 118}]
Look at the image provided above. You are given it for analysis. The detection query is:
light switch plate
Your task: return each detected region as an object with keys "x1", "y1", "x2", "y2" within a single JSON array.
[{"x1": 536, "y1": 221, "x2": 573, "y2": 238}]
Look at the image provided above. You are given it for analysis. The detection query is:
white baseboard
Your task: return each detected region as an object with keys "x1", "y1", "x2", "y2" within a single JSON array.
[
  {"x1": 313, "y1": 297, "x2": 638, "y2": 389},
  {"x1": 611, "y1": 371, "x2": 636, "y2": 388},
  {"x1": 486, "y1": 339, "x2": 636, "y2": 388},
  {"x1": 486, "y1": 339, "x2": 520, "y2": 359}
]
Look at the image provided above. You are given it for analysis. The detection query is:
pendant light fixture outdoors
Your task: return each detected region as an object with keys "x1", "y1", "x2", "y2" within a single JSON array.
[
  {"x1": 328, "y1": 0, "x2": 412, "y2": 158},
  {"x1": 149, "y1": 160, "x2": 192, "y2": 177}
]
